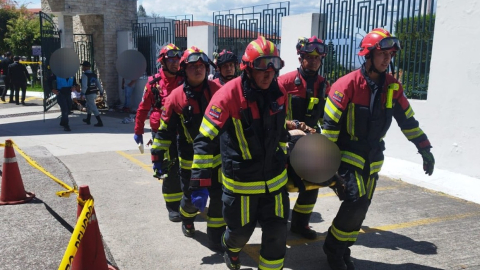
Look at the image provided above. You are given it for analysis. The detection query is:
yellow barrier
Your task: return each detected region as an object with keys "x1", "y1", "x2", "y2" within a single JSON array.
[
  {"x1": 0, "y1": 60, "x2": 41, "y2": 64},
  {"x1": 57, "y1": 198, "x2": 94, "y2": 270},
  {"x1": 0, "y1": 140, "x2": 78, "y2": 197}
]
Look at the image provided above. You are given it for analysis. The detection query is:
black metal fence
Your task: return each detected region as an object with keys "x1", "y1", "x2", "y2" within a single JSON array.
[
  {"x1": 39, "y1": 11, "x2": 61, "y2": 112},
  {"x1": 212, "y1": 1, "x2": 290, "y2": 58},
  {"x1": 132, "y1": 15, "x2": 193, "y2": 76},
  {"x1": 73, "y1": 34, "x2": 94, "y2": 84},
  {"x1": 319, "y1": 0, "x2": 436, "y2": 99}
]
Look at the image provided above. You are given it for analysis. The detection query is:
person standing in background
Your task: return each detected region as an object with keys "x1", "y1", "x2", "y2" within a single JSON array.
[{"x1": 8, "y1": 56, "x2": 30, "y2": 105}]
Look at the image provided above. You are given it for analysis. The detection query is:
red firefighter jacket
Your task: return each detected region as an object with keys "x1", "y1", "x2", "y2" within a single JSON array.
[
  {"x1": 322, "y1": 65, "x2": 431, "y2": 180},
  {"x1": 190, "y1": 75, "x2": 289, "y2": 195},
  {"x1": 150, "y1": 80, "x2": 222, "y2": 173},
  {"x1": 134, "y1": 69, "x2": 183, "y2": 134},
  {"x1": 278, "y1": 69, "x2": 330, "y2": 131}
]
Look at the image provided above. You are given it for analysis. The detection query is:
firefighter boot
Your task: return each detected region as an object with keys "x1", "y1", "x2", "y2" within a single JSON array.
[
  {"x1": 94, "y1": 115, "x2": 103, "y2": 127},
  {"x1": 168, "y1": 211, "x2": 181, "y2": 222},
  {"x1": 290, "y1": 210, "x2": 317, "y2": 239},
  {"x1": 323, "y1": 230, "x2": 348, "y2": 270},
  {"x1": 344, "y1": 247, "x2": 355, "y2": 270},
  {"x1": 207, "y1": 227, "x2": 224, "y2": 252},
  {"x1": 222, "y1": 234, "x2": 241, "y2": 270},
  {"x1": 83, "y1": 113, "x2": 91, "y2": 125},
  {"x1": 181, "y1": 222, "x2": 195, "y2": 237}
]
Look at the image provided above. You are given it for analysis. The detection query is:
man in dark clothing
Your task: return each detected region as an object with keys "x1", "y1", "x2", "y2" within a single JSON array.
[
  {"x1": 48, "y1": 73, "x2": 78, "y2": 131},
  {"x1": 8, "y1": 56, "x2": 30, "y2": 105},
  {"x1": 1, "y1": 52, "x2": 14, "y2": 102}
]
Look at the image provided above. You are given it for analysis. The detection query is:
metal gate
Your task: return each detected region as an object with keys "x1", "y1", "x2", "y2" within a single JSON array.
[
  {"x1": 212, "y1": 1, "x2": 290, "y2": 57},
  {"x1": 74, "y1": 34, "x2": 94, "y2": 83},
  {"x1": 132, "y1": 15, "x2": 193, "y2": 76},
  {"x1": 39, "y1": 11, "x2": 61, "y2": 112},
  {"x1": 319, "y1": 0, "x2": 436, "y2": 99}
]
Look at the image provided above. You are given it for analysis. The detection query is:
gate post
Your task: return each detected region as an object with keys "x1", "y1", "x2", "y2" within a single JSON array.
[
  {"x1": 58, "y1": 15, "x2": 74, "y2": 49},
  {"x1": 187, "y1": 25, "x2": 215, "y2": 70}
]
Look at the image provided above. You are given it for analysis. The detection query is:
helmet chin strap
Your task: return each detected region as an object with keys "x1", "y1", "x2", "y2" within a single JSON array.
[
  {"x1": 367, "y1": 53, "x2": 386, "y2": 75},
  {"x1": 162, "y1": 60, "x2": 178, "y2": 76}
]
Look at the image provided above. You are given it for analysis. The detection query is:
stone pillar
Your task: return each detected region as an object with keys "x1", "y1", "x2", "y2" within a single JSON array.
[
  {"x1": 187, "y1": 25, "x2": 215, "y2": 63},
  {"x1": 57, "y1": 15, "x2": 74, "y2": 48},
  {"x1": 280, "y1": 13, "x2": 323, "y2": 75}
]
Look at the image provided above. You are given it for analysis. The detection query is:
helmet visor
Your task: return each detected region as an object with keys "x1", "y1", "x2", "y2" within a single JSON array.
[
  {"x1": 377, "y1": 37, "x2": 401, "y2": 51},
  {"x1": 166, "y1": 49, "x2": 182, "y2": 58},
  {"x1": 303, "y1": 42, "x2": 326, "y2": 54},
  {"x1": 186, "y1": 52, "x2": 209, "y2": 64},
  {"x1": 252, "y1": 56, "x2": 284, "y2": 71}
]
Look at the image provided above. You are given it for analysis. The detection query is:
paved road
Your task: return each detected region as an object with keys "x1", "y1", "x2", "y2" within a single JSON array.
[{"x1": 1, "y1": 96, "x2": 479, "y2": 270}]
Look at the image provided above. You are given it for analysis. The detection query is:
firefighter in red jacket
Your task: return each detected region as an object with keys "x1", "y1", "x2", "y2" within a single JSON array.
[
  {"x1": 150, "y1": 46, "x2": 224, "y2": 249},
  {"x1": 277, "y1": 36, "x2": 330, "y2": 240},
  {"x1": 134, "y1": 44, "x2": 184, "y2": 222},
  {"x1": 191, "y1": 36, "x2": 289, "y2": 270},
  {"x1": 212, "y1": 49, "x2": 238, "y2": 85},
  {"x1": 321, "y1": 28, "x2": 435, "y2": 270}
]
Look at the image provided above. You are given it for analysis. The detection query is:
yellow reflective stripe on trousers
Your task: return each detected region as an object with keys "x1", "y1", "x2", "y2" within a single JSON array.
[
  {"x1": 355, "y1": 170, "x2": 366, "y2": 197},
  {"x1": 222, "y1": 169, "x2": 287, "y2": 194},
  {"x1": 212, "y1": 154, "x2": 222, "y2": 168},
  {"x1": 152, "y1": 139, "x2": 171, "y2": 151},
  {"x1": 346, "y1": 103, "x2": 358, "y2": 141},
  {"x1": 259, "y1": 255, "x2": 284, "y2": 270},
  {"x1": 286, "y1": 94, "x2": 293, "y2": 120},
  {"x1": 232, "y1": 118, "x2": 252, "y2": 160},
  {"x1": 159, "y1": 118, "x2": 168, "y2": 130},
  {"x1": 293, "y1": 203, "x2": 315, "y2": 214},
  {"x1": 322, "y1": 129, "x2": 340, "y2": 142},
  {"x1": 370, "y1": 160, "x2": 384, "y2": 174},
  {"x1": 340, "y1": 151, "x2": 365, "y2": 170},
  {"x1": 241, "y1": 196, "x2": 250, "y2": 226},
  {"x1": 223, "y1": 236, "x2": 242, "y2": 253},
  {"x1": 366, "y1": 175, "x2": 376, "y2": 200},
  {"x1": 199, "y1": 116, "x2": 219, "y2": 140},
  {"x1": 192, "y1": 154, "x2": 212, "y2": 169},
  {"x1": 207, "y1": 216, "x2": 226, "y2": 228},
  {"x1": 325, "y1": 97, "x2": 342, "y2": 123},
  {"x1": 163, "y1": 192, "x2": 183, "y2": 202},
  {"x1": 331, "y1": 223, "x2": 359, "y2": 242},
  {"x1": 405, "y1": 105, "x2": 415, "y2": 119},
  {"x1": 179, "y1": 114, "x2": 194, "y2": 144},
  {"x1": 274, "y1": 192, "x2": 284, "y2": 218},
  {"x1": 179, "y1": 157, "x2": 193, "y2": 170},
  {"x1": 180, "y1": 206, "x2": 197, "y2": 218},
  {"x1": 279, "y1": 142, "x2": 287, "y2": 155},
  {"x1": 402, "y1": 127, "x2": 424, "y2": 140}
]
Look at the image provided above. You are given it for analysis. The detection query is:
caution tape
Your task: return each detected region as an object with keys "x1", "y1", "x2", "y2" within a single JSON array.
[
  {"x1": 0, "y1": 140, "x2": 78, "y2": 197},
  {"x1": 58, "y1": 198, "x2": 94, "y2": 270},
  {"x1": 0, "y1": 60, "x2": 41, "y2": 64}
]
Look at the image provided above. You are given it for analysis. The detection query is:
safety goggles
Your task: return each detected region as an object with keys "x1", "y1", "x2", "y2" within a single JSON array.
[
  {"x1": 165, "y1": 49, "x2": 182, "y2": 58},
  {"x1": 303, "y1": 42, "x2": 327, "y2": 54},
  {"x1": 376, "y1": 37, "x2": 401, "y2": 51},
  {"x1": 186, "y1": 52, "x2": 210, "y2": 64},
  {"x1": 252, "y1": 56, "x2": 284, "y2": 71}
]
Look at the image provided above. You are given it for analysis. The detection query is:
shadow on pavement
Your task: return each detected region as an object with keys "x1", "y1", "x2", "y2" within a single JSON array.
[{"x1": 353, "y1": 259, "x2": 444, "y2": 270}]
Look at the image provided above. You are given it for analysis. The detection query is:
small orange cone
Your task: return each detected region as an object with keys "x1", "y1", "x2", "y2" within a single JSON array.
[
  {"x1": 72, "y1": 185, "x2": 118, "y2": 270},
  {"x1": 0, "y1": 140, "x2": 35, "y2": 205}
]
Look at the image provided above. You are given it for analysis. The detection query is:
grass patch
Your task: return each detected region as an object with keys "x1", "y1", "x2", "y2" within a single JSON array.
[{"x1": 27, "y1": 83, "x2": 43, "y2": 92}]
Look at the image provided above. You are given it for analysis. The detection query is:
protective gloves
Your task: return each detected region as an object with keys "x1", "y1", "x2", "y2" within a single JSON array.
[
  {"x1": 134, "y1": 134, "x2": 143, "y2": 144},
  {"x1": 191, "y1": 188, "x2": 209, "y2": 212},
  {"x1": 152, "y1": 161, "x2": 163, "y2": 178},
  {"x1": 419, "y1": 148, "x2": 435, "y2": 176}
]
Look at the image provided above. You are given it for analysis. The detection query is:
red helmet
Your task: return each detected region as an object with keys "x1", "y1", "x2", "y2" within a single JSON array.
[
  {"x1": 157, "y1": 43, "x2": 181, "y2": 63},
  {"x1": 180, "y1": 46, "x2": 212, "y2": 69},
  {"x1": 358, "y1": 28, "x2": 401, "y2": 56},
  {"x1": 296, "y1": 36, "x2": 326, "y2": 56},
  {"x1": 240, "y1": 36, "x2": 284, "y2": 71}
]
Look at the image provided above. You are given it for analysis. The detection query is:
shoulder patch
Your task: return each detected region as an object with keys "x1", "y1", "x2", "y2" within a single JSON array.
[
  {"x1": 332, "y1": 90, "x2": 344, "y2": 103},
  {"x1": 209, "y1": 105, "x2": 222, "y2": 119}
]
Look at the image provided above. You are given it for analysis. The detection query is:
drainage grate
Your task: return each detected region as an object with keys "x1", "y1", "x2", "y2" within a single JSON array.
[{"x1": 0, "y1": 110, "x2": 61, "y2": 119}]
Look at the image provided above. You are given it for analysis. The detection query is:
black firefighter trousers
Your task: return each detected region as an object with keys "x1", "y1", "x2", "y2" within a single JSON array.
[{"x1": 222, "y1": 187, "x2": 290, "y2": 270}]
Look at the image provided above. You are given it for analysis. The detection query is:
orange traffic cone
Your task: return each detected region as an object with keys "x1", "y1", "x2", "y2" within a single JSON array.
[
  {"x1": 72, "y1": 185, "x2": 118, "y2": 270},
  {"x1": 0, "y1": 140, "x2": 35, "y2": 205}
]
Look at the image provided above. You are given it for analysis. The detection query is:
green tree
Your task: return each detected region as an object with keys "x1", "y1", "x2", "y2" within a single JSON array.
[
  {"x1": 4, "y1": 14, "x2": 41, "y2": 57},
  {"x1": 0, "y1": 0, "x2": 19, "y2": 52},
  {"x1": 138, "y1": 5, "x2": 147, "y2": 17}
]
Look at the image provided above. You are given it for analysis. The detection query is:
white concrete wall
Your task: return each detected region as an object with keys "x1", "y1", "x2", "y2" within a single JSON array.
[
  {"x1": 280, "y1": 13, "x2": 322, "y2": 75},
  {"x1": 383, "y1": 0, "x2": 480, "y2": 179}
]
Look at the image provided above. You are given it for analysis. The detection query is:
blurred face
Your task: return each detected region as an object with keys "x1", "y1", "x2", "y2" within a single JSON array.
[
  {"x1": 164, "y1": 57, "x2": 180, "y2": 74},
  {"x1": 250, "y1": 68, "x2": 275, "y2": 90},
  {"x1": 185, "y1": 61, "x2": 206, "y2": 86},
  {"x1": 371, "y1": 49, "x2": 394, "y2": 73},
  {"x1": 219, "y1": 62, "x2": 236, "y2": 79},
  {"x1": 300, "y1": 54, "x2": 322, "y2": 72}
]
